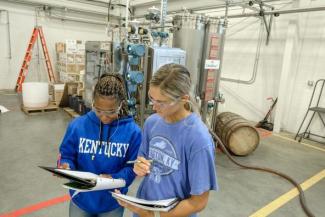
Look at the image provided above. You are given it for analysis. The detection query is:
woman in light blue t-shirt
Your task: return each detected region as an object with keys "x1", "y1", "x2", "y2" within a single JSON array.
[{"x1": 117, "y1": 63, "x2": 218, "y2": 217}]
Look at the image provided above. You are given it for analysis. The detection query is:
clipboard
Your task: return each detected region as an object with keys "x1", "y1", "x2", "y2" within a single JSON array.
[
  {"x1": 39, "y1": 166, "x2": 126, "y2": 193},
  {"x1": 39, "y1": 166, "x2": 96, "y2": 188}
]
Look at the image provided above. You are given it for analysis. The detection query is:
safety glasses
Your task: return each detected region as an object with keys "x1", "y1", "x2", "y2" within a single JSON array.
[
  {"x1": 148, "y1": 95, "x2": 179, "y2": 109},
  {"x1": 92, "y1": 103, "x2": 121, "y2": 116}
]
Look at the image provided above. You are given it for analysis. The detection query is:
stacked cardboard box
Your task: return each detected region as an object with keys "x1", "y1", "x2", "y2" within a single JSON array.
[
  {"x1": 49, "y1": 83, "x2": 65, "y2": 105},
  {"x1": 55, "y1": 40, "x2": 85, "y2": 98},
  {"x1": 55, "y1": 40, "x2": 85, "y2": 82}
]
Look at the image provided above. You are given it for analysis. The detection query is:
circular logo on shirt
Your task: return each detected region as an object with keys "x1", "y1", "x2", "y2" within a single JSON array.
[{"x1": 148, "y1": 136, "x2": 180, "y2": 183}]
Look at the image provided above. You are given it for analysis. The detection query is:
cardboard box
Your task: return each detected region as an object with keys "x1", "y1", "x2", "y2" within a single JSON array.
[
  {"x1": 69, "y1": 65, "x2": 78, "y2": 74},
  {"x1": 60, "y1": 72, "x2": 80, "y2": 82},
  {"x1": 59, "y1": 52, "x2": 66, "y2": 62},
  {"x1": 66, "y1": 40, "x2": 77, "y2": 53},
  {"x1": 75, "y1": 54, "x2": 84, "y2": 64},
  {"x1": 55, "y1": 42, "x2": 65, "y2": 53},
  {"x1": 54, "y1": 83, "x2": 65, "y2": 91},
  {"x1": 66, "y1": 40, "x2": 85, "y2": 54},
  {"x1": 67, "y1": 54, "x2": 75, "y2": 64},
  {"x1": 66, "y1": 64, "x2": 77, "y2": 74},
  {"x1": 48, "y1": 83, "x2": 65, "y2": 105},
  {"x1": 76, "y1": 65, "x2": 85, "y2": 73},
  {"x1": 67, "y1": 82, "x2": 79, "y2": 95},
  {"x1": 54, "y1": 90, "x2": 64, "y2": 105},
  {"x1": 77, "y1": 88, "x2": 84, "y2": 97},
  {"x1": 56, "y1": 82, "x2": 81, "y2": 107}
]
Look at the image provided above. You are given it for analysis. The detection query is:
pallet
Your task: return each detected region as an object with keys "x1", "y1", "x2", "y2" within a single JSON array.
[
  {"x1": 22, "y1": 103, "x2": 59, "y2": 115},
  {"x1": 63, "y1": 107, "x2": 80, "y2": 118}
]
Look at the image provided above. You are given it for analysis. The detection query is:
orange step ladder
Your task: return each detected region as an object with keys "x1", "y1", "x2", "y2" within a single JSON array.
[{"x1": 15, "y1": 26, "x2": 56, "y2": 92}]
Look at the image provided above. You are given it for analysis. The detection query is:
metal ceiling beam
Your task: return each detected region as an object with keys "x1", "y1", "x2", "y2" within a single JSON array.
[
  {"x1": 132, "y1": 0, "x2": 285, "y2": 18},
  {"x1": 0, "y1": 0, "x2": 121, "y2": 18},
  {"x1": 65, "y1": 0, "x2": 168, "y2": 8},
  {"x1": 48, "y1": 13, "x2": 107, "y2": 25},
  {"x1": 64, "y1": 0, "x2": 109, "y2": 7},
  {"x1": 221, "y1": 5, "x2": 325, "y2": 18},
  {"x1": 131, "y1": 0, "x2": 176, "y2": 7}
]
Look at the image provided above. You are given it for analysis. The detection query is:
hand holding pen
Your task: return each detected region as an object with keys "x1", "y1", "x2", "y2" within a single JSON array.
[
  {"x1": 132, "y1": 157, "x2": 153, "y2": 177},
  {"x1": 126, "y1": 159, "x2": 153, "y2": 164}
]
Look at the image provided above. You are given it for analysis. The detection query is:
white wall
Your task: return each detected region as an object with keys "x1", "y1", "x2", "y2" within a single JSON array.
[
  {"x1": 0, "y1": 1, "x2": 109, "y2": 89},
  {"x1": 218, "y1": 0, "x2": 325, "y2": 137},
  {"x1": 0, "y1": 0, "x2": 324, "y2": 137}
]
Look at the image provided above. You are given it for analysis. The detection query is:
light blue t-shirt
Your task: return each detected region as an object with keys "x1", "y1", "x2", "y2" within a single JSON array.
[{"x1": 135, "y1": 113, "x2": 218, "y2": 217}]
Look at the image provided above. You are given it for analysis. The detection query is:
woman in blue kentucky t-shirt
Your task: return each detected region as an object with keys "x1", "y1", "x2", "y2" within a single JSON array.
[
  {"x1": 117, "y1": 63, "x2": 218, "y2": 217},
  {"x1": 59, "y1": 73, "x2": 141, "y2": 217}
]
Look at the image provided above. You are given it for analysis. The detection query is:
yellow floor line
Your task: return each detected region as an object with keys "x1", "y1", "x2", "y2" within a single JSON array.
[
  {"x1": 272, "y1": 134, "x2": 325, "y2": 153},
  {"x1": 249, "y1": 169, "x2": 325, "y2": 217}
]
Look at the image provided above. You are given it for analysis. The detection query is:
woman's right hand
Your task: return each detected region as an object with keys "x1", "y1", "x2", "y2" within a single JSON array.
[
  {"x1": 58, "y1": 163, "x2": 70, "y2": 170},
  {"x1": 54, "y1": 163, "x2": 70, "y2": 178},
  {"x1": 133, "y1": 157, "x2": 151, "y2": 177}
]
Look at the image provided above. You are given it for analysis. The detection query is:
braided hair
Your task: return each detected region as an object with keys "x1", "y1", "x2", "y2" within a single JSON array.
[{"x1": 93, "y1": 73, "x2": 128, "y2": 117}]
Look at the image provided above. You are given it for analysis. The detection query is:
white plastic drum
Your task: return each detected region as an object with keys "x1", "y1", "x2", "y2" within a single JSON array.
[{"x1": 22, "y1": 82, "x2": 49, "y2": 108}]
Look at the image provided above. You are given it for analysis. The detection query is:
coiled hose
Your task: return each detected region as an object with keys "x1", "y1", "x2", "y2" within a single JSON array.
[{"x1": 209, "y1": 129, "x2": 315, "y2": 217}]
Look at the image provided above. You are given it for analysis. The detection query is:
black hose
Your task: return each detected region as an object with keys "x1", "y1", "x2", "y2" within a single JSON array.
[{"x1": 208, "y1": 129, "x2": 315, "y2": 217}]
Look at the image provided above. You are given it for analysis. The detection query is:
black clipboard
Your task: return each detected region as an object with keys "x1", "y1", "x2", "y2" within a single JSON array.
[{"x1": 39, "y1": 166, "x2": 96, "y2": 188}]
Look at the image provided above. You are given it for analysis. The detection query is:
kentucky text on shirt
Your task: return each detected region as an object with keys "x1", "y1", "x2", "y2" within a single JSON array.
[{"x1": 78, "y1": 138, "x2": 129, "y2": 158}]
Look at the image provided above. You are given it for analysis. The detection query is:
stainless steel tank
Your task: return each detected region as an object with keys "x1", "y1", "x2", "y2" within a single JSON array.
[
  {"x1": 198, "y1": 18, "x2": 223, "y2": 123},
  {"x1": 198, "y1": 17, "x2": 220, "y2": 100},
  {"x1": 172, "y1": 14, "x2": 207, "y2": 96}
]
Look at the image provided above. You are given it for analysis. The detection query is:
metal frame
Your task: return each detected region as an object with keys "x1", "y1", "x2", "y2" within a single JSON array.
[
  {"x1": 222, "y1": 5, "x2": 325, "y2": 18},
  {"x1": 132, "y1": 0, "x2": 285, "y2": 18},
  {"x1": 295, "y1": 79, "x2": 325, "y2": 144},
  {"x1": 220, "y1": 18, "x2": 263, "y2": 84}
]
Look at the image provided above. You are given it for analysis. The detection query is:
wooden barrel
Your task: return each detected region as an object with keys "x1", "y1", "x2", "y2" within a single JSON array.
[{"x1": 215, "y1": 112, "x2": 260, "y2": 156}]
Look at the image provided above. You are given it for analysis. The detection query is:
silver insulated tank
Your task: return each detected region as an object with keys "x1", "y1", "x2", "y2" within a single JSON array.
[{"x1": 172, "y1": 14, "x2": 207, "y2": 96}]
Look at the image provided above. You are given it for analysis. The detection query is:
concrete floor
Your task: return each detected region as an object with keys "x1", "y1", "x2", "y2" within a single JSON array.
[{"x1": 0, "y1": 93, "x2": 324, "y2": 217}]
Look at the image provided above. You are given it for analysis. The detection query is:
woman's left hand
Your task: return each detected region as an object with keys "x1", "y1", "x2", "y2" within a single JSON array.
[
  {"x1": 114, "y1": 190, "x2": 154, "y2": 217},
  {"x1": 99, "y1": 174, "x2": 112, "y2": 178}
]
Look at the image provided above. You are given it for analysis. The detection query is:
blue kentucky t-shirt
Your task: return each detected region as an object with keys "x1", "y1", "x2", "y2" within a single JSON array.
[
  {"x1": 135, "y1": 113, "x2": 218, "y2": 217},
  {"x1": 59, "y1": 111, "x2": 141, "y2": 214}
]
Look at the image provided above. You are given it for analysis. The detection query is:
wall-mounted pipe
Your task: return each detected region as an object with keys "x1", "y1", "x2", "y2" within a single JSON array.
[
  {"x1": 65, "y1": 0, "x2": 109, "y2": 8},
  {"x1": 32, "y1": 6, "x2": 119, "y2": 26},
  {"x1": 0, "y1": 10, "x2": 12, "y2": 59},
  {"x1": 1, "y1": 0, "x2": 119, "y2": 18},
  {"x1": 46, "y1": 13, "x2": 108, "y2": 25},
  {"x1": 220, "y1": 5, "x2": 325, "y2": 19},
  {"x1": 220, "y1": 19, "x2": 263, "y2": 84}
]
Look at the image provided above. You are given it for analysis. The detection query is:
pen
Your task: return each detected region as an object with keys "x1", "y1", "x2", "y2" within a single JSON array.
[{"x1": 126, "y1": 159, "x2": 153, "y2": 164}]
